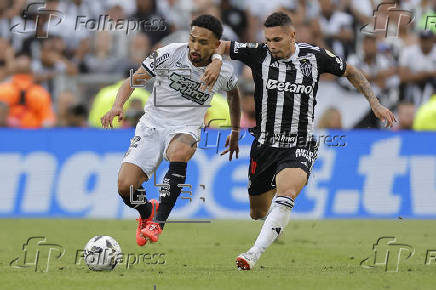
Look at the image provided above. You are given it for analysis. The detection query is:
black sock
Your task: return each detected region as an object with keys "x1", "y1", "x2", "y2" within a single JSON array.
[
  {"x1": 154, "y1": 162, "x2": 187, "y2": 229},
  {"x1": 120, "y1": 186, "x2": 153, "y2": 219}
]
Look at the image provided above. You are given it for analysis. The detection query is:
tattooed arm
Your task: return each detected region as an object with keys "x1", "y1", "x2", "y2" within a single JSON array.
[{"x1": 343, "y1": 64, "x2": 396, "y2": 128}]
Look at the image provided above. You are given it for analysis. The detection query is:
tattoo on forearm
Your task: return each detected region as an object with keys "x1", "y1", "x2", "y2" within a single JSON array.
[{"x1": 347, "y1": 67, "x2": 378, "y2": 106}]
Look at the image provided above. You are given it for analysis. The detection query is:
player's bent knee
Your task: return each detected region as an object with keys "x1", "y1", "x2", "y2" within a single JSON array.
[
  {"x1": 275, "y1": 192, "x2": 296, "y2": 200},
  {"x1": 250, "y1": 208, "x2": 268, "y2": 220},
  {"x1": 118, "y1": 179, "x2": 133, "y2": 197},
  {"x1": 276, "y1": 190, "x2": 298, "y2": 200}
]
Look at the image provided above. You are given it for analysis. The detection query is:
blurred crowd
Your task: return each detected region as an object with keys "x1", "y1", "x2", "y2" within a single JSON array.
[{"x1": 0, "y1": 0, "x2": 434, "y2": 130}]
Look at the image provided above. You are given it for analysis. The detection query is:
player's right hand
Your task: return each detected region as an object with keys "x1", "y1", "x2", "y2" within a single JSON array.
[
  {"x1": 101, "y1": 106, "x2": 124, "y2": 129},
  {"x1": 371, "y1": 103, "x2": 396, "y2": 128},
  {"x1": 220, "y1": 132, "x2": 239, "y2": 161},
  {"x1": 200, "y1": 58, "x2": 222, "y2": 92}
]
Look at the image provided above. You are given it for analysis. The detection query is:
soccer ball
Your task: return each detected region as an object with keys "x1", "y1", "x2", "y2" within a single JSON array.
[{"x1": 84, "y1": 235, "x2": 121, "y2": 271}]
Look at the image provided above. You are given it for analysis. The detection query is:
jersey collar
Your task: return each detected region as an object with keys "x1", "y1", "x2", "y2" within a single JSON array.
[{"x1": 278, "y1": 43, "x2": 299, "y2": 63}]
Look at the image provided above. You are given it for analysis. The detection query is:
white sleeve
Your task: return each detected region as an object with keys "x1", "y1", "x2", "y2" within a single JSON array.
[
  {"x1": 217, "y1": 64, "x2": 238, "y2": 92},
  {"x1": 141, "y1": 43, "x2": 181, "y2": 77}
]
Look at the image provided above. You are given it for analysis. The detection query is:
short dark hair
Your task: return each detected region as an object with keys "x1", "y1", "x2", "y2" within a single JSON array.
[
  {"x1": 67, "y1": 104, "x2": 88, "y2": 117},
  {"x1": 264, "y1": 12, "x2": 293, "y2": 27},
  {"x1": 191, "y1": 14, "x2": 223, "y2": 39}
]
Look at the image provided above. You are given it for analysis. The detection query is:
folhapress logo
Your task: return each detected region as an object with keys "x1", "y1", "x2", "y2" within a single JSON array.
[
  {"x1": 266, "y1": 79, "x2": 313, "y2": 94},
  {"x1": 10, "y1": 2, "x2": 64, "y2": 38},
  {"x1": 9, "y1": 236, "x2": 65, "y2": 272},
  {"x1": 360, "y1": 236, "x2": 415, "y2": 272},
  {"x1": 360, "y1": 2, "x2": 414, "y2": 37}
]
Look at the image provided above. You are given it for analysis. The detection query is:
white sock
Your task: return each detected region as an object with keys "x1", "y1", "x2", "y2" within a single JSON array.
[{"x1": 250, "y1": 196, "x2": 294, "y2": 254}]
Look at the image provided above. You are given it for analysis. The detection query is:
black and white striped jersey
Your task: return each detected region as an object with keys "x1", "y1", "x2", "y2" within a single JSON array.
[{"x1": 230, "y1": 41, "x2": 347, "y2": 148}]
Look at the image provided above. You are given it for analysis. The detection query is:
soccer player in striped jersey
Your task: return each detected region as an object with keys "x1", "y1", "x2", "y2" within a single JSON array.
[{"x1": 203, "y1": 12, "x2": 396, "y2": 270}]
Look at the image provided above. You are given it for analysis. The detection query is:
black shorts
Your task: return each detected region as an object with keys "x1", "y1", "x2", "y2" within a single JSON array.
[{"x1": 248, "y1": 139, "x2": 318, "y2": 196}]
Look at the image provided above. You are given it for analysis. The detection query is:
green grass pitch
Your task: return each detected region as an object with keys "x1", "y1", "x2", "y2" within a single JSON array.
[{"x1": 1, "y1": 219, "x2": 436, "y2": 290}]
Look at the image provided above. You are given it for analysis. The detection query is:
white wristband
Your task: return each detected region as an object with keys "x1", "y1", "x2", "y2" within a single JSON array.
[{"x1": 211, "y1": 53, "x2": 223, "y2": 61}]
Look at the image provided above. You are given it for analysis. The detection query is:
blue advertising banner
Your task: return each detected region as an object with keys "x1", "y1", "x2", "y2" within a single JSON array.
[{"x1": 0, "y1": 129, "x2": 435, "y2": 219}]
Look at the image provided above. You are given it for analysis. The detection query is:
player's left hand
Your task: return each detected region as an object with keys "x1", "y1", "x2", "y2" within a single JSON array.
[
  {"x1": 220, "y1": 132, "x2": 239, "y2": 161},
  {"x1": 200, "y1": 59, "x2": 222, "y2": 92},
  {"x1": 371, "y1": 103, "x2": 397, "y2": 128},
  {"x1": 101, "y1": 106, "x2": 124, "y2": 129}
]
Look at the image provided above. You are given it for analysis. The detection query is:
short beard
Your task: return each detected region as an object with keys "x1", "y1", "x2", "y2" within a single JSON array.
[{"x1": 191, "y1": 57, "x2": 202, "y2": 63}]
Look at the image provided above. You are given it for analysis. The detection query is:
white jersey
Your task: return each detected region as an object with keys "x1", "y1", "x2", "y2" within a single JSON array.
[{"x1": 140, "y1": 43, "x2": 238, "y2": 128}]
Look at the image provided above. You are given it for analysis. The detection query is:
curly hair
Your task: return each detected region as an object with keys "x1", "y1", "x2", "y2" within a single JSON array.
[{"x1": 191, "y1": 14, "x2": 223, "y2": 39}]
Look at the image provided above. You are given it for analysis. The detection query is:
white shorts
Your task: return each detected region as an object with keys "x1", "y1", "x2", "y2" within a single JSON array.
[{"x1": 122, "y1": 121, "x2": 201, "y2": 178}]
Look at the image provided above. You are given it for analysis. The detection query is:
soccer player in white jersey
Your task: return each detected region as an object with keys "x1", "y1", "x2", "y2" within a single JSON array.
[
  {"x1": 101, "y1": 15, "x2": 241, "y2": 246},
  {"x1": 204, "y1": 12, "x2": 396, "y2": 270}
]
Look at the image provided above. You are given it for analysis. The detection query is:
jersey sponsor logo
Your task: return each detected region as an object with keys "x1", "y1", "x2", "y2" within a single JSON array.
[
  {"x1": 168, "y1": 72, "x2": 211, "y2": 105},
  {"x1": 295, "y1": 148, "x2": 316, "y2": 163},
  {"x1": 233, "y1": 42, "x2": 244, "y2": 53},
  {"x1": 325, "y1": 49, "x2": 344, "y2": 71},
  {"x1": 298, "y1": 43, "x2": 320, "y2": 51},
  {"x1": 233, "y1": 42, "x2": 258, "y2": 53},
  {"x1": 129, "y1": 136, "x2": 141, "y2": 148},
  {"x1": 124, "y1": 136, "x2": 141, "y2": 157},
  {"x1": 266, "y1": 79, "x2": 313, "y2": 94},
  {"x1": 266, "y1": 133, "x2": 298, "y2": 146},
  {"x1": 284, "y1": 63, "x2": 294, "y2": 70},
  {"x1": 148, "y1": 52, "x2": 170, "y2": 69},
  {"x1": 175, "y1": 61, "x2": 189, "y2": 69},
  {"x1": 336, "y1": 57, "x2": 344, "y2": 71}
]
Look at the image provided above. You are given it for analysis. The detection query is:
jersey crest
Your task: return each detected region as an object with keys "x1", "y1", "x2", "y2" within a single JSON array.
[{"x1": 300, "y1": 59, "x2": 312, "y2": 77}]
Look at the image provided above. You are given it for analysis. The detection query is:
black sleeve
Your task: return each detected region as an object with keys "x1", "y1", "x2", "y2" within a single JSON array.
[
  {"x1": 317, "y1": 48, "x2": 347, "y2": 76},
  {"x1": 229, "y1": 41, "x2": 265, "y2": 66}
]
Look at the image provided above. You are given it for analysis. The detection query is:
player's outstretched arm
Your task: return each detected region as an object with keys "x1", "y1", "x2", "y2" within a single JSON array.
[
  {"x1": 220, "y1": 86, "x2": 241, "y2": 161},
  {"x1": 343, "y1": 64, "x2": 397, "y2": 128},
  {"x1": 101, "y1": 66, "x2": 152, "y2": 128},
  {"x1": 201, "y1": 41, "x2": 231, "y2": 91},
  {"x1": 216, "y1": 40, "x2": 231, "y2": 56}
]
